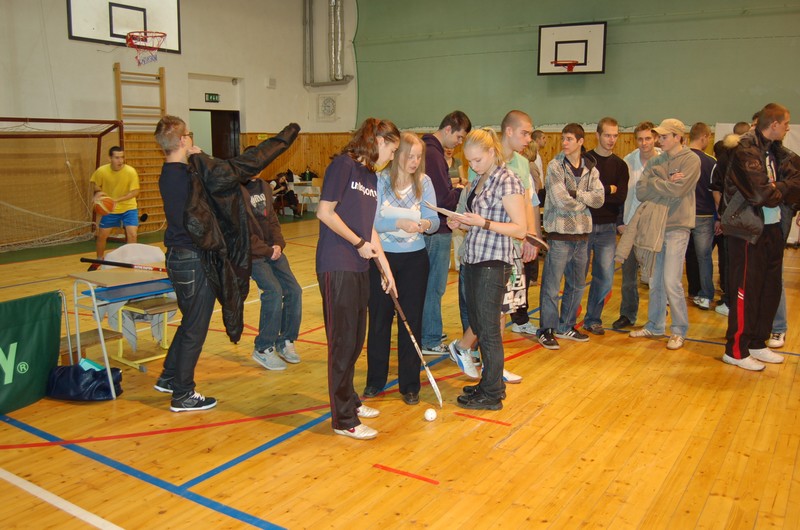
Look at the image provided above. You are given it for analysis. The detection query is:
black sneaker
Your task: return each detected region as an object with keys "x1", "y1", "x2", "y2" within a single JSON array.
[
  {"x1": 456, "y1": 391, "x2": 503, "y2": 411},
  {"x1": 153, "y1": 377, "x2": 174, "y2": 394},
  {"x1": 170, "y1": 391, "x2": 217, "y2": 412},
  {"x1": 463, "y1": 385, "x2": 506, "y2": 400},
  {"x1": 538, "y1": 328, "x2": 560, "y2": 350},
  {"x1": 556, "y1": 327, "x2": 590, "y2": 342}
]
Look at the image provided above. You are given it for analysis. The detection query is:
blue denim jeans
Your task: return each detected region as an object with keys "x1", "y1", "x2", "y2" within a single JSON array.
[
  {"x1": 644, "y1": 229, "x2": 690, "y2": 336},
  {"x1": 691, "y1": 216, "x2": 716, "y2": 300},
  {"x1": 584, "y1": 223, "x2": 617, "y2": 328},
  {"x1": 772, "y1": 276, "x2": 787, "y2": 334},
  {"x1": 422, "y1": 232, "x2": 452, "y2": 347},
  {"x1": 251, "y1": 254, "x2": 302, "y2": 351},
  {"x1": 463, "y1": 263, "x2": 509, "y2": 400},
  {"x1": 539, "y1": 238, "x2": 589, "y2": 333},
  {"x1": 619, "y1": 251, "x2": 640, "y2": 323},
  {"x1": 160, "y1": 247, "x2": 217, "y2": 398}
]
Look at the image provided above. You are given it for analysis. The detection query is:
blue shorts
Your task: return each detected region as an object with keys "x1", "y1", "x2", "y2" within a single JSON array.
[{"x1": 99, "y1": 209, "x2": 139, "y2": 229}]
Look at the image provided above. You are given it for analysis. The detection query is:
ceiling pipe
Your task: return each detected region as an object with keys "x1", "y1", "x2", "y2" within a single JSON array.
[{"x1": 303, "y1": 0, "x2": 352, "y2": 88}]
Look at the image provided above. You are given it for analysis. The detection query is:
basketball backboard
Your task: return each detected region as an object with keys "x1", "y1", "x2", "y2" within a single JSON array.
[
  {"x1": 538, "y1": 22, "x2": 606, "y2": 75},
  {"x1": 67, "y1": 0, "x2": 181, "y2": 53}
]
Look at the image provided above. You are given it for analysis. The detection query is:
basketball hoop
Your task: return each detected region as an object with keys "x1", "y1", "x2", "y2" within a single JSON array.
[
  {"x1": 126, "y1": 31, "x2": 167, "y2": 66},
  {"x1": 551, "y1": 60, "x2": 579, "y2": 72}
]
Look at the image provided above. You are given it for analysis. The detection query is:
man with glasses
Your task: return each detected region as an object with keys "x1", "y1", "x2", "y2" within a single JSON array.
[{"x1": 152, "y1": 115, "x2": 300, "y2": 411}]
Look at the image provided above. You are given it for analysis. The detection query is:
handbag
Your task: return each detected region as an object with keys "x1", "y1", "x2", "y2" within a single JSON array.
[
  {"x1": 501, "y1": 247, "x2": 527, "y2": 314},
  {"x1": 46, "y1": 365, "x2": 123, "y2": 401}
]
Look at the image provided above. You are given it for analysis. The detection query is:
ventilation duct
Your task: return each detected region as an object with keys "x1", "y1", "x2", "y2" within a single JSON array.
[{"x1": 303, "y1": 0, "x2": 353, "y2": 87}]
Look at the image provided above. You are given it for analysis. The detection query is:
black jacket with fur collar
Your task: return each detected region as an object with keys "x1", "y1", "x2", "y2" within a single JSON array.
[
  {"x1": 185, "y1": 123, "x2": 300, "y2": 342},
  {"x1": 721, "y1": 128, "x2": 800, "y2": 244}
]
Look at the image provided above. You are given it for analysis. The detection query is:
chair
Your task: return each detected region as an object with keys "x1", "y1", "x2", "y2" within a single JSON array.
[
  {"x1": 102, "y1": 244, "x2": 178, "y2": 370},
  {"x1": 298, "y1": 177, "x2": 322, "y2": 215}
]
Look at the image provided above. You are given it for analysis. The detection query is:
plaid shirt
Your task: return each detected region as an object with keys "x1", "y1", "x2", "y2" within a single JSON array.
[{"x1": 463, "y1": 164, "x2": 524, "y2": 265}]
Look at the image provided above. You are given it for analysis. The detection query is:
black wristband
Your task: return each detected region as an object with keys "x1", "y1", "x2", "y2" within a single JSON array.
[{"x1": 354, "y1": 238, "x2": 366, "y2": 249}]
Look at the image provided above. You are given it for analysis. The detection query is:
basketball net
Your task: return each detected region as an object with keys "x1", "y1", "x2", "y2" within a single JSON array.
[{"x1": 126, "y1": 31, "x2": 167, "y2": 66}]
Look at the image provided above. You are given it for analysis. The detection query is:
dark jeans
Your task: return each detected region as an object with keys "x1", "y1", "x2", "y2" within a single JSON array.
[
  {"x1": 160, "y1": 247, "x2": 217, "y2": 398},
  {"x1": 366, "y1": 249, "x2": 427, "y2": 394},
  {"x1": 463, "y1": 263, "x2": 510, "y2": 400},
  {"x1": 725, "y1": 225, "x2": 783, "y2": 359},
  {"x1": 251, "y1": 254, "x2": 302, "y2": 351},
  {"x1": 319, "y1": 270, "x2": 368, "y2": 430}
]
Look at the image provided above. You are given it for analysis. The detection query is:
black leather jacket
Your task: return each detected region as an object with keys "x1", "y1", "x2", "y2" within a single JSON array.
[
  {"x1": 185, "y1": 123, "x2": 300, "y2": 342},
  {"x1": 721, "y1": 128, "x2": 800, "y2": 244}
]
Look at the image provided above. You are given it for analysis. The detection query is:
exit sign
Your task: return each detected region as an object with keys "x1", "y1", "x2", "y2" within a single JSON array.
[{"x1": 205, "y1": 93, "x2": 220, "y2": 103}]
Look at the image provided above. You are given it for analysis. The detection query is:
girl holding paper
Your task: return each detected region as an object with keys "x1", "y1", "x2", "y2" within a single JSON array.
[{"x1": 364, "y1": 132, "x2": 440, "y2": 405}]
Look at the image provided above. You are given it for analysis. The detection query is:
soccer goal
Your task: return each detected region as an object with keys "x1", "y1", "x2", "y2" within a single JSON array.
[{"x1": 0, "y1": 118, "x2": 122, "y2": 252}]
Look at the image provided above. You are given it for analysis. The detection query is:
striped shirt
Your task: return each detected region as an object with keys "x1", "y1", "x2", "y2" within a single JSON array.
[{"x1": 462, "y1": 164, "x2": 524, "y2": 265}]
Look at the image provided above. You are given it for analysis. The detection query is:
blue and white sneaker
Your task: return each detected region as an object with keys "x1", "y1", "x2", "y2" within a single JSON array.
[{"x1": 448, "y1": 340, "x2": 479, "y2": 379}]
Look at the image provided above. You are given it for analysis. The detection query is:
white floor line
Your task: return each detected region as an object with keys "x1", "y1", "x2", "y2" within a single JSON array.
[{"x1": 0, "y1": 467, "x2": 124, "y2": 530}]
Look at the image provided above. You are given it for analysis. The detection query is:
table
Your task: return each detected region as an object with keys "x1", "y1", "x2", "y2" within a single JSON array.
[{"x1": 69, "y1": 269, "x2": 175, "y2": 398}]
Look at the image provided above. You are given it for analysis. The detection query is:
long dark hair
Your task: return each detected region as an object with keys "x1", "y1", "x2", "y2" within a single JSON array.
[{"x1": 339, "y1": 118, "x2": 400, "y2": 172}]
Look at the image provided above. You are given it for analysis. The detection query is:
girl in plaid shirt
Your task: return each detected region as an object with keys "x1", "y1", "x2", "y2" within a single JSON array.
[{"x1": 447, "y1": 128, "x2": 527, "y2": 410}]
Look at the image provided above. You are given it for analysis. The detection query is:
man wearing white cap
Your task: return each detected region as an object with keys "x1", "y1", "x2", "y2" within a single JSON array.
[{"x1": 628, "y1": 118, "x2": 700, "y2": 350}]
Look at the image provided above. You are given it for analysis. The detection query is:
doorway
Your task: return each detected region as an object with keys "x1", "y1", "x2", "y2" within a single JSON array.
[{"x1": 189, "y1": 110, "x2": 241, "y2": 159}]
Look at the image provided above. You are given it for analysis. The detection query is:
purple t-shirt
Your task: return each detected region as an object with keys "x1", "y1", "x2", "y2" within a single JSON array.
[{"x1": 316, "y1": 155, "x2": 379, "y2": 273}]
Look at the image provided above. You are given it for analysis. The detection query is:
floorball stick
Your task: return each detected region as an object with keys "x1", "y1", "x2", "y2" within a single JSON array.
[
  {"x1": 373, "y1": 258, "x2": 443, "y2": 408},
  {"x1": 79, "y1": 257, "x2": 167, "y2": 273}
]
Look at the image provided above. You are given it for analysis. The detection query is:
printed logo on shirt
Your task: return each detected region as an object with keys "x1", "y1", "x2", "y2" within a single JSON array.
[
  {"x1": 250, "y1": 193, "x2": 267, "y2": 215},
  {"x1": 351, "y1": 181, "x2": 377, "y2": 198}
]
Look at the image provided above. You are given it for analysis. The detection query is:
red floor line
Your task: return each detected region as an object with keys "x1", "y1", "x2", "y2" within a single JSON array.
[
  {"x1": 0, "y1": 404, "x2": 331, "y2": 450},
  {"x1": 452, "y1": 412, "x2": 512, "y2": 426},
  {"x1": 299, "y1": 324, "x2": 325, "y2": 336},
  {"x1": 373, "y1": 464, "x2": 439, "y2": 485},
  {"x1": 242, "y1": 323, "x2": 258, "y2": 332}
]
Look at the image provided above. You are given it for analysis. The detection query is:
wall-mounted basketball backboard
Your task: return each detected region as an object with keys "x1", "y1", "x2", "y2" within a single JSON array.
[
  {"x1": 67, "y1": 0, "x2": 181, "y2": 54},
  {"x1": 538, "y1": 22, "x2": 606, "y2": 75}
]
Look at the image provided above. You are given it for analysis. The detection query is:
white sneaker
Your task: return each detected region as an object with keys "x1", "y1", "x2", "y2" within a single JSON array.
[
  {"x1": 693, "y1": 297, "x2": 710, "y2": 310},
  {"x1": 252, "y1": 347, "x2": 287, "y2": 371},
  {"x1": 278, "y1": 340, "x2": 301, "y2": 364},
  {"x1": 448, "y1": 340, "x2": 480, "y2": 379},
  {"x1": 722, "y1": 353, "x2": 765, "y2": 371},
  {"x1": 422, "y1": 343, "x2": 449, "y2": 355},
  {"x1": 334, "y1": 424, "x2": 377, "y2": 440},
  {"x1": 749, "y1": 347, "x2": 784, "y2": 364},
  {"x1": 767, "y1": 332, "x2": 786, "y2": 349},
  {"x1": 511, "y1": 322, "x2": 538, "y2": 335},
  {"x1": 666, "y1": 335, "x2": 685, "y2": 350},
  {"x1": 629, "y1": 328, "x2": 659, "y2": 338},
  {"x1": 503, "y1": 369, "x2": 522, "y2": 384},
  {"x1": 715, "y1": 303, "x2": 729, "y2": 316},
  {"x1": 356, "y1": 404, "x2": 380, "y2": 418}
]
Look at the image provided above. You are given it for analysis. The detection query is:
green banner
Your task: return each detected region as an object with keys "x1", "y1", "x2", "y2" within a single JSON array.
[{"x1": 0, "y1": 291, "x2": 61, "y2": 414}]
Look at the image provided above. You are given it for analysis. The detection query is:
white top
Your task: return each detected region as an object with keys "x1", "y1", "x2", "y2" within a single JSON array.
[{"x1": 622, "y1": 147, "x2": 661, "y2": 225}]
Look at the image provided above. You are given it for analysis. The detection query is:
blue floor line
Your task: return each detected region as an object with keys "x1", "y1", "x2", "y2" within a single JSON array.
[
  {"x1": 1, "y1": 415, "x2": 284, "y2": 530},
  {"x1": 181, "y1": 413, "x2": 330, "y2": 489}
]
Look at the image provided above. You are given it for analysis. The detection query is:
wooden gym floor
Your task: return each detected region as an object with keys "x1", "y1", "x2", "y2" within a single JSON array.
[{"x1": 1, "y1": 219, "x2": 799, "y2": 529}]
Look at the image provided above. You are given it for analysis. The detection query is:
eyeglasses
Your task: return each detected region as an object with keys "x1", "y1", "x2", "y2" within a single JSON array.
[{"x1": 182, "y1": 132, "x2": 194, "y2": 138}]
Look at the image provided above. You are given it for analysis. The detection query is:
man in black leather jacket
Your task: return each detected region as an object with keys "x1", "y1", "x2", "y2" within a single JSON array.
[
  {"x1": 721, "y1": 103, "x2": 800, "y2": 371},
  {"x1": 153, "y1": 115, "x2": 300, "y2": 411}
]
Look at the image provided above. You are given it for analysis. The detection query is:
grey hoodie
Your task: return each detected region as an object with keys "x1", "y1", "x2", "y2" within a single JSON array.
[{"x1": 635, "y1": 145, "x2": 700, "y2": 231}]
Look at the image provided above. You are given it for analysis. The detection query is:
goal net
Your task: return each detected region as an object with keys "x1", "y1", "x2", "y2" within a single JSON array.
[{"x1": 0, "y1": 118, "x2": 122, "y2": 252}]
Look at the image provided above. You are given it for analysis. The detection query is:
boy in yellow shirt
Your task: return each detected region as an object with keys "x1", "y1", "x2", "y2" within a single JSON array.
[{"x1": 90, "y1": 146, "x2": 140, "y2": 263}]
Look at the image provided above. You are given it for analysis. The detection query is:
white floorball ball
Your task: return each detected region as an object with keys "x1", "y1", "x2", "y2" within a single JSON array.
[{"x1": 424, "y1": 408, "x2": 437, "y2": 421}]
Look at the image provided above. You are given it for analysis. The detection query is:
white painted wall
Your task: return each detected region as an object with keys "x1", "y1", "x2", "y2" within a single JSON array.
[{"x1": 0, "y1": 0, "x2": 358, "y2": 133}]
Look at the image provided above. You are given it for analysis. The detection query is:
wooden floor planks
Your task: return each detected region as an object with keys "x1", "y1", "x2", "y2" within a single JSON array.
[{"x1": 1, "y1": 221, "x2": 799, "y2": 528}]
